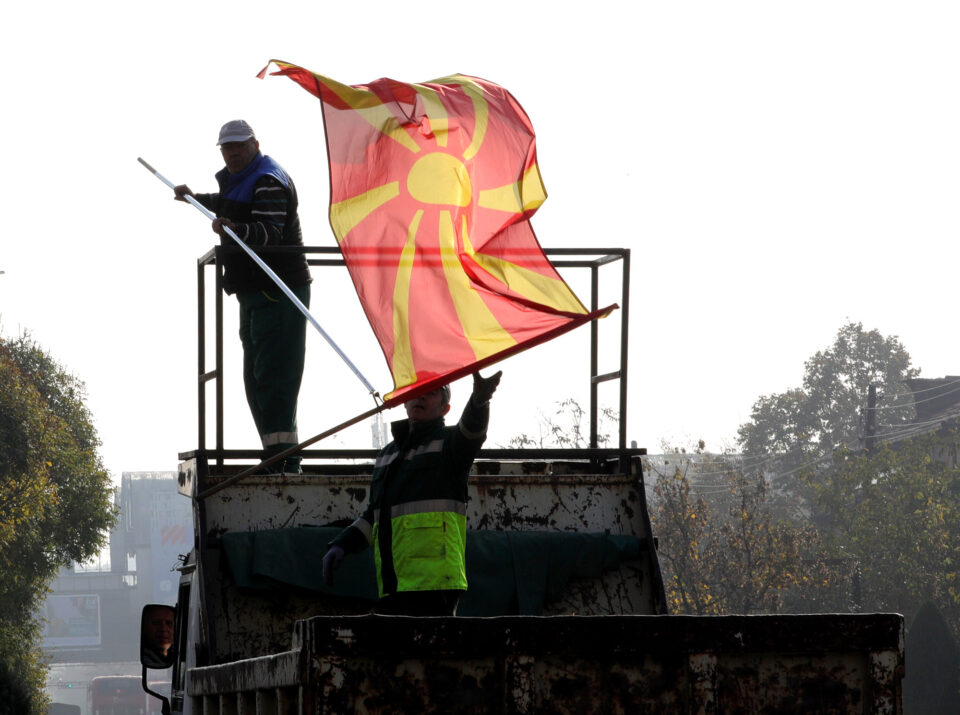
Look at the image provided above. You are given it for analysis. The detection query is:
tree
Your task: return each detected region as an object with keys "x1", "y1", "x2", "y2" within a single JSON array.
[
  {"x1": 734, "y1": 322, "x2": 919, "y2": 528},
  {"x1": 805, "y1": 430, "x2": 960, "y2": 641},
  {"x1": 738, "y1": 322, "x2": 918, "y2": 478},
  {"x1": 647, "y1": 448, "x2": 718, "y2": 614},
  {"x1": 732, "y1": 320, "x2": 960, "y2": 648},
  {"x1": 504, "y1": 398, "x2": 618, "y2": 449},
  {"x1": 0, "y1": 334, "x2": 117, "y2": 713},
  {"x1": 648, "y1": 445, "x2": 844, "y2": 615}
]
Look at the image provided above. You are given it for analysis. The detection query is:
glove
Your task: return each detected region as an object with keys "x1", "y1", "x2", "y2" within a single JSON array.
[
  {"x1": 322, "y1": 545, "x2": 345, "y2": 586},
  {"x1": 471, "y1": 370, "x2": 502, "y2": 407}
]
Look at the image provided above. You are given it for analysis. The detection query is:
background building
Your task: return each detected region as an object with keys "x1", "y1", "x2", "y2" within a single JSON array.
[{"x1": 43, "y1": 472, "x2": 191, "y2": 711}]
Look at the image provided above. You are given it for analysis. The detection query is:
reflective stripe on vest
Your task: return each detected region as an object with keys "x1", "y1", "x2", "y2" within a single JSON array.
[
  {"x1": 373, "y1": 438, "x2": 444, "y2": 469},
  {"x1": 369, "y1": 499, "x2": 465, "y2": 532},
  {"x1": 374, "y1": 452, "x2": 398, "y2": 469},
  {"x1": 349, "y1": 517, "x2": 373, "y2": 545},
  {"x1": 405, "y1": 439, "x2": 444, "y2": 459},
  {"x1": 390, "y1": 499, "x2": 465, "y2": 519}
]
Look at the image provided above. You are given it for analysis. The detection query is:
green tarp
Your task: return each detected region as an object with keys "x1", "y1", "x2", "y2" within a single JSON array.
[{"x1": 222, "y1": 527, "x2": 643, "y2": 617}]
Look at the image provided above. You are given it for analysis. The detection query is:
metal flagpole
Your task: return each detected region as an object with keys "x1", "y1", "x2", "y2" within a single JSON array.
[{"x1": 138, "y1": 157, "x2": 378, "y2": 399}]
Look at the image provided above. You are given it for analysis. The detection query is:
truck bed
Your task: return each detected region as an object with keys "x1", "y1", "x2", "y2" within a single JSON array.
[{"x1": 186, "y1": 612, "x2": 904, "y2": 714}]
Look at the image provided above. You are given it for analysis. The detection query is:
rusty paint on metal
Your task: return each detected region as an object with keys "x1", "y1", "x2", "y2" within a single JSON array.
[{"x1": 188, "y1": 614, "x2": 903, "y2": 713}]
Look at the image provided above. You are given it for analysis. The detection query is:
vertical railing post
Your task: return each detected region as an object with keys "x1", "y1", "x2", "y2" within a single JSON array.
[
  {"x1": 619, "y1": 249, "x2": 630, "y2": 451},
  {"x1": 215, "y1": 248, "x2": 225, "y2": 471},
  {"x1": 590, "y1": 261, "x2": 600, "y2": 451},
  {"x1": 197, "y1": 256, "x2": 206, "y2": 463}
]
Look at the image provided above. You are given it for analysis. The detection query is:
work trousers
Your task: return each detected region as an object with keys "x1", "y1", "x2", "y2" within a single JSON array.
[{"x1": 237, "y1": 283, "x2": 310, "y2": 471}]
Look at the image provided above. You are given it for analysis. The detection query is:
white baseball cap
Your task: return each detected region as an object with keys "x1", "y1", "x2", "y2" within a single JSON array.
[{"x1": 217, "y1": 119, "x2": 256, "y2": 145}]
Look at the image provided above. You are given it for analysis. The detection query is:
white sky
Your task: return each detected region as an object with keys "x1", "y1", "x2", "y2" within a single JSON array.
[{"x1": 2, "y1": 1, "x2": 959, "y2": 481}]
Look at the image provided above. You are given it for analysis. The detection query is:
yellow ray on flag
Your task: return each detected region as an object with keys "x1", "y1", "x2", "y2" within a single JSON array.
[
  {"x1": 461, "y1": 230, "x2": 586, "y2": 315},
  {"x1": 390, "y1": 211, "x2": 421, "y2": 389},
  {"x1": 478, "y1": 164, "x2": 547, "y2": 214},
  {"x1": 331, "y1": 182, "x2": 400, "y2": 243},
  {"x1": 440, "y1": 212, "x2": 517, "y2": 361}
]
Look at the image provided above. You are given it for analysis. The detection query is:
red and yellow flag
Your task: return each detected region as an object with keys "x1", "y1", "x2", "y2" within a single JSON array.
[{"x1": 260, "y1": 60, "x2": 615, "y2": 404}]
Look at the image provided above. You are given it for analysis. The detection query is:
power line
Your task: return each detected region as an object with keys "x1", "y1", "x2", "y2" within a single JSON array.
[{"x1": 868, "y1": 376, "x2": 960, "y2": 412}]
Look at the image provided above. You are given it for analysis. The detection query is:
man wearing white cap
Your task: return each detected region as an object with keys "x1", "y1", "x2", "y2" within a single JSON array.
[{"x1": 175, "y1": 120, "x2": 312, "y2": 474}]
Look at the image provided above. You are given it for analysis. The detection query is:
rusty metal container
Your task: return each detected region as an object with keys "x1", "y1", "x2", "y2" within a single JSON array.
[{"x1": 187, "y1": 612, "x2": 903, "y2": 714}]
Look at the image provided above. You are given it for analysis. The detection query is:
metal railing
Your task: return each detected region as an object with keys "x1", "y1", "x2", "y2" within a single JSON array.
[{"x1": 185, "y1": 246, "x2": 632, "y2": 472}]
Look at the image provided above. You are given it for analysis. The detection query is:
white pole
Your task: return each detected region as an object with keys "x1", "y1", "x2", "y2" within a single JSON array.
[{"x1": 138, "y1": 157, "x2": 378, "y2": 398}]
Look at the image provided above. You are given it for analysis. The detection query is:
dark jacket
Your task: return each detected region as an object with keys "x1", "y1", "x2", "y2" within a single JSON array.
[{"x1": 196, "y1": 153, "x2": 311, "y2": 294}]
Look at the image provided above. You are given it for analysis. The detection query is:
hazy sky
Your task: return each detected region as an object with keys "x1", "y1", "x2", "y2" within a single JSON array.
[{"x1": 3, "y1": 1, "x2": 959, "y2": 480}]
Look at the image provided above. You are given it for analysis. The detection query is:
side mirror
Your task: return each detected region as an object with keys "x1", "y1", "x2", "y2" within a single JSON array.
[{"x1": 140, "y1": 604, "x2": 175, "y2": 670}]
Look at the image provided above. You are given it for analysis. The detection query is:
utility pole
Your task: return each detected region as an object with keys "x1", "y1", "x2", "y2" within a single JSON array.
[{"x1": 864, "y1": 383, "x2": 877, "y2": 452}]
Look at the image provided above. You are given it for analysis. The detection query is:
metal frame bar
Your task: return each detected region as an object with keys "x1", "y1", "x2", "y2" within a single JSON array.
[{"x1": 193, "y1": 246, "x2": 631, "y2": 468}]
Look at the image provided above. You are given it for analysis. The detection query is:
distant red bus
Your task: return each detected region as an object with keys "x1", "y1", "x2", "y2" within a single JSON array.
[{"x1": 89, "y1": 675, "x2": 144, "y2": 715}]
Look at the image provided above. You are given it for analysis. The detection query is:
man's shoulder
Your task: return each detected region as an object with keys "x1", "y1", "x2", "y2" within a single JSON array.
[{"x1": 260, "y1": 155, "x2": 292, "y2": 178}]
